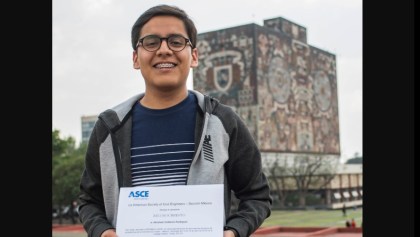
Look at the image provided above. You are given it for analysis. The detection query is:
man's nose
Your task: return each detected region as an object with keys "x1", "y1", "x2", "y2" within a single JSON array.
[{"x1": 157, "y1": 39, "x2": 172, "y2": 54}]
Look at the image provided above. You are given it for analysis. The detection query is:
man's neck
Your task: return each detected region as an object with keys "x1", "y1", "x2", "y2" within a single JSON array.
[{"x1": 140, "y1": 88, "x2": 189, "y2": 109}]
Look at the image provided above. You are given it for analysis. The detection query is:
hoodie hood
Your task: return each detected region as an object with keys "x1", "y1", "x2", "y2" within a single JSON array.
[{"x1": 97, "y1": 90, "x2": 217, "y2": 133}]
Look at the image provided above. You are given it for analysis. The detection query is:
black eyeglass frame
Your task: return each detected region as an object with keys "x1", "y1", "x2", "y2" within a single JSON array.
[{"x1": 136, "y1": 34, "x2": 193, "y2": 52}]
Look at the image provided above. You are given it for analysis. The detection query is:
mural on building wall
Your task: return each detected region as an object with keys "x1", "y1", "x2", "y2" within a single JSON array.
[
  {"x1": 264, "y1": 17, "x2": 307, "y2": 43},
  {"x1": 193, "y1": 19, "x2": 340, "y2": 155},
  {"x1": 193, "y1": 25, "x2": 259, "y2": 140},
  {"x1": 256, "y1": 26, "x2": 340, "y2": 154}
]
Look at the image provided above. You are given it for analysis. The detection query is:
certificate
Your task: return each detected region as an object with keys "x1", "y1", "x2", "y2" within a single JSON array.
[{"x1": 116, "y1": 184, "x2": 224, "y2": 237}]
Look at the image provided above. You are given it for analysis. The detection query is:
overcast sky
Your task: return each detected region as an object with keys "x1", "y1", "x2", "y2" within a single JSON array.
[{"x1": 53, "y1": 0, "x2": 362, "y2": 161}]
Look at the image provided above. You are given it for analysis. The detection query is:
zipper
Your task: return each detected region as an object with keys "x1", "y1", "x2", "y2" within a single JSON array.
[{"x1": 186, "y1": 95, "x2": 211, "y2": 184}]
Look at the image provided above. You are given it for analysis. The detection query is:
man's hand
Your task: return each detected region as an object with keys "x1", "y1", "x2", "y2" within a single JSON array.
[
  {"x1": 224, "y1": 230, "x2": 236, "y2": 237},
  {"x1": 101, "y1": 229, "x2": 117, "y2": 237}
]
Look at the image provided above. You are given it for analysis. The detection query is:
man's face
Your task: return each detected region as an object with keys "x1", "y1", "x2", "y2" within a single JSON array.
[{"x1": 133, "y1": 15, "x2": 198, "y2": 92}]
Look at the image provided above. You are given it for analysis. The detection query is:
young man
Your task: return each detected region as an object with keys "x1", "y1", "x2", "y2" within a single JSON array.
[{"x1": 78, "y1": 5, "x2": 272, "y2": 237}]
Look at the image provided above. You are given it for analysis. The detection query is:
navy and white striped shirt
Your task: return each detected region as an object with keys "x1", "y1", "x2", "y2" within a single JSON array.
[{"x1": 130, "y1": 92, "x2": 197, "y2": 187}]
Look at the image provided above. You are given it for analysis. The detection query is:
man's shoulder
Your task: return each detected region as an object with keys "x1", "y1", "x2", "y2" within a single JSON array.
[
  {"x1": 95, "y1": 93, "x2": 143, "y2": 131},
  {"x1": 104, "y1": 93, "x2": 143, "y2": 118}
]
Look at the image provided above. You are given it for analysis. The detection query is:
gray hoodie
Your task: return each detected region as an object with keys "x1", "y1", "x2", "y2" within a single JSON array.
[{"x1": 78, "y1": 90, "x2": 272, "y2": 237}]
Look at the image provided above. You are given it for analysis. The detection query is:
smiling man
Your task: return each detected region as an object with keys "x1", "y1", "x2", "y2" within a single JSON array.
[{"x1": 78, "y1": 5, "x2": 272, "y2": 237}]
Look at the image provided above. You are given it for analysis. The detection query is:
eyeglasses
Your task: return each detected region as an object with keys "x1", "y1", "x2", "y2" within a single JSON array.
[{"x1": 136, "y1": 34, "x2": 192, "y2": 52}]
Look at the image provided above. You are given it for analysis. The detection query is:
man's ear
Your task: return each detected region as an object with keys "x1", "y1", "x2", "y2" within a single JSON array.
[
  {"x1": 133, "y1": 50, "x2": 141, "y2": 69},
  {"x1": 190, "y1": 48, "x2": 198, "y2": 68}
]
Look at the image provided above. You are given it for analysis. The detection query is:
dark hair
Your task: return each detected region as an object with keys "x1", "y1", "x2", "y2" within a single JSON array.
[{"x1": 131, "y1": 5, "x2": 197, "y2": 50}]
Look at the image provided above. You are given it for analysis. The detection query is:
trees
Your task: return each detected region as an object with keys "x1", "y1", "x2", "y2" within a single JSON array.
[
  {"x1": 346, "y1": 152, "x2": 363, "y2": 164},
  {"x1": 290, "y1": 155, "x2": 338, "y2": 207},
  {"x1": 52, "y1": 129, "x2": 75, "y2": 166},
  {"x1": 265, "y1": 154, "x2": 338, "y2": 208},
  {"x1": 52, "y1": 129, "x2": 86, "y2": 223},
  {"x1": 263, "y1": 155, "x2": 295, "y2": 208}
]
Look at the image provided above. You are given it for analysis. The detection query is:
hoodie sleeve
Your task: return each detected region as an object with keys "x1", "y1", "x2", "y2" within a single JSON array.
[
  {"x1": 78, "y1": 120, "x2": 115, "y2": 237},
  {"x1": 218, "y1": 105, "x2": 272, "y2": 237}
]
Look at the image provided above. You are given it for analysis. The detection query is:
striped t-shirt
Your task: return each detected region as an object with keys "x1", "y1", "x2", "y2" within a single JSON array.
[{"x1": 130, "y1": 92, "x2": 197, "y2": 187}]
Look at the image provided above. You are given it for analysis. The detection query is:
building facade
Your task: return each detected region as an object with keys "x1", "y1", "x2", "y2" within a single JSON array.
[
  {"x1": 81, "y1": 115, "x2": 98, "y2": 144},
  {"x1": 193, "y1": 17, "x2": 360, "y2": 208},
  {"x1": 328, "y1": 164, "x2": 363, "y2": 209},
  {"x1": 193, "y1": 17, "x2": 340, "y2": 156}
]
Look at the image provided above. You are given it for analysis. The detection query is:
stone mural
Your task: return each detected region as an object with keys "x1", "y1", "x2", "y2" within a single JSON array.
[{"x1": 193, "y1": 18, "x2": 340, "y2": 155}]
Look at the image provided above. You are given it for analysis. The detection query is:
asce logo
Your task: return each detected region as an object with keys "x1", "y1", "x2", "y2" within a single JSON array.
[{"x1": 128, "y1": 190, "x2": 149, "y2": 198}]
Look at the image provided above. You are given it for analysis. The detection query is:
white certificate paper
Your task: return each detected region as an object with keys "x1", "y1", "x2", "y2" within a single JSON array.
[{"x1": 116, "y1": 184, "x2": 224, "y2": 237}]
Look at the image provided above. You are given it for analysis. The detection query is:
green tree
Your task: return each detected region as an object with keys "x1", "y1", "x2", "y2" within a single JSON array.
[
  {"x1": 52, "y1": 129, "x2": 75, "y2": 166},
  {"x1": 346, "y1": 152, "x2": 363, "y2": 164},
  {"x1": 52, "y1": 129, "x2": 85, "y2": 223}
]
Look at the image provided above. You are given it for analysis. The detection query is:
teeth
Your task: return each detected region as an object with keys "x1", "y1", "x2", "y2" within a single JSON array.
[{"x1": 155, "y1": 63, "x2": 175, "y2": 68}]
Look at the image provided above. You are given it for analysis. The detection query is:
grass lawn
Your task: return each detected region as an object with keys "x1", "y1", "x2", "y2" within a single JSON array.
[{"x1": 261, "y1": 207, "x2": 363, "y2": 228}]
